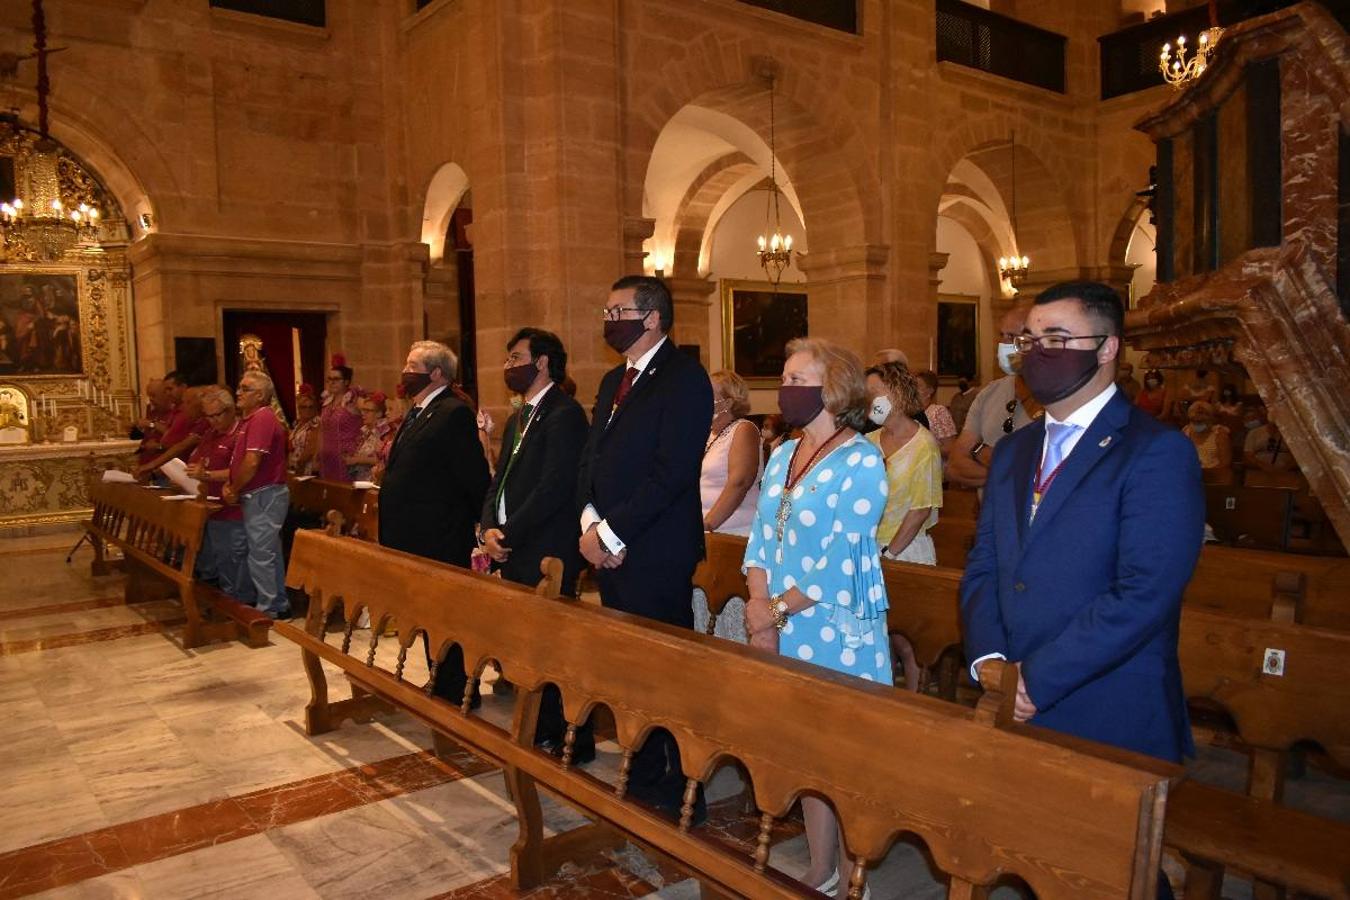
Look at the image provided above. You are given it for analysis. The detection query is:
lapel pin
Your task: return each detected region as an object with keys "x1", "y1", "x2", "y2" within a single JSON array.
[{"x1": 1099, "y1": 436, "x2": 1112, "y2": 448}]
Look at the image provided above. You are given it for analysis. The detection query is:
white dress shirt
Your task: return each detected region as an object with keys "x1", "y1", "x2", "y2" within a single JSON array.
[
  {"x1": 970, "y1": 382, "x2": 1119, "y2": 681},
  {"x1": 581, "y1": 336, "x2": 668, "y2": 553}
]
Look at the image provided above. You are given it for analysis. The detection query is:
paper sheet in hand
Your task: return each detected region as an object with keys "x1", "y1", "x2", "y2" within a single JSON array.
[
  {"x1": 159, "y1": 458, "x2": 201, "y2": 496},
  {"x1": 353, "y1": 480, "x2": 379, "y2": 490},
  {"x1": 101, "y1": 469, "x2": 137, "y2": 484}
]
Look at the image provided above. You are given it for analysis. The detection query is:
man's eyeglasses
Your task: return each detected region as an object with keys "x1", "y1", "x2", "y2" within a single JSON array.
[
  {"x1": 1002, "y1": 399, "x2": 1017, "y2": 434},
  {"x1": 601, "y1": 306, "x2": 651, "y2": 322},
  {"x1": 1012, "y1": 334, "x2": 1109, "y2": 356}
]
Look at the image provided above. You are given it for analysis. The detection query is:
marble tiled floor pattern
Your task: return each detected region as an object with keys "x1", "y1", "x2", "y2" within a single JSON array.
[{"x1": 2, "y1": 527, "x2": 1347, "y2": 899}]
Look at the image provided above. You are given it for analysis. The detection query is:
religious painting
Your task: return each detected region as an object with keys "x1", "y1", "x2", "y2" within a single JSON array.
[
  {"x1": 936, "y1": 296, "x2": 979, "y2": 382},
  {"x1": 720, "y1": 279, "x2": 808, "y2": 386},
  {"x1": 0, "y1": 273, "x2": 83, "y2": 376}
]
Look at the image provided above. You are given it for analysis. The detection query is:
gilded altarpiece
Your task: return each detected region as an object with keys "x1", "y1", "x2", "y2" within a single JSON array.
[{"x1": 0, "y1": 123, "x2": 138, "y2": 529}]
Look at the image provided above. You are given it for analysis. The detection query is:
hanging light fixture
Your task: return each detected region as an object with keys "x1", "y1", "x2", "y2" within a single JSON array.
[
  {"x1": 997, "y1": 132, "x2": 1030, "y2": 290},
  {"x1": 1, "y1": 0, "x2": 100, "y2": 261},
  {"x1": 1159, "y1": 0, "x2": 1223, "y2": 89},
  {"x1": 755, "y1": 71, "x2": 794, "y2": 286}
]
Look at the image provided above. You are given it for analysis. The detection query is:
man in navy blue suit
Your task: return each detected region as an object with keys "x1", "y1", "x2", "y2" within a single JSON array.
[
  {"x1": 960, "y1": 280, "x2": 1204, "y2": 766},
  {"x1": 577, "y1": 274, "x2": 713, "y2": 821}
]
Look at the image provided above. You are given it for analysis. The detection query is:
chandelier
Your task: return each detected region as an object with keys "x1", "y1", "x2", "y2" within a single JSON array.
[
  {"x1": 1159, "y1": 0, "x2": 1222, "y2": 89},
  {"x1": 998, "y1": 132, "x2": 1030, "y2": 290},
  {"x1": 755, "y1": 71, "x2": 794, "y2": 286},
  {"x1": 1, "y1": 0, "x2": 101, "y2": 261}
]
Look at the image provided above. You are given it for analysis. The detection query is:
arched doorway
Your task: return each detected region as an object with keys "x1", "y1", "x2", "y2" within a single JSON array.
[{"x1": 419, "y1": 163, "x2": 476, "y2": 400}]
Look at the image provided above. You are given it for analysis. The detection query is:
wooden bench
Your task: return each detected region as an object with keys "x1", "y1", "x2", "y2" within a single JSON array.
[
  {"x1": 85, "y1": 481, "x2": 272, "y2": 649},
  {"x1": 286, "y1": 476, "x2": 378, "y2": 539},
  {"x1": 690, "y1": 533, "x2": 1350, "y2": 898},
  {"x1": 1188, "y1": 545, "x2": 1350, "y2": 630},
  {"x1": 279, "y1": 529, "x2": 1175, "y2": 899}
]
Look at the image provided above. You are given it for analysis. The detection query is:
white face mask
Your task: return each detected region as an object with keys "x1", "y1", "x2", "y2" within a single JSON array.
[
  {"x1": 868, "y1": 395, "x2": 893, "y2": 426},
  {"x1": 997, "y1": 342, "x2": 1019, "y2": 376}
]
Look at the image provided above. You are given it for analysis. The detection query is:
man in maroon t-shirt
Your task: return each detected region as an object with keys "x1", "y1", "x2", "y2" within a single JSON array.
[
  {"x1": 223, "y1": 371, "x2": 291, "y2": 619},
  {"x1": 188, "y1": 387, "x2": 250, "y2": 604},
  {"x1": 138, "y1": 384, "x2": 207, "y2": 477},
  {"x1": 136, "y1": 379, "x2": 172, "y2": 469}
]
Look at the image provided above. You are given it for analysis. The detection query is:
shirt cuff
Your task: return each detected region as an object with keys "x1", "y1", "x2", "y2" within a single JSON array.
[
  {"x1": 596, "y1": 519, "x2": 625, "y2": 555},
  {"x1": 580, "y1": 504, "x2": 600, "y2": 533},
  {"x1": 969, "y1": 652, "x2": 1007, "y2": 683}
]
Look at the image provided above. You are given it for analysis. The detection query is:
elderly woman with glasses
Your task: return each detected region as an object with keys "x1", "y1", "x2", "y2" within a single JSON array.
[
  {"x1": 316, "y1": 353, "x2": 363, "y2": 482},
  {"x1": 345, "y1": 391, "x2": 392, "y2": 483}
]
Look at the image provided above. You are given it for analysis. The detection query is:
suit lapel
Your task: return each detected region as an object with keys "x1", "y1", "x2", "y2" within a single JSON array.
[
  {"x1": 392, "y1": 390, "x2": 446, "y2": 463},
  {"x1": 604, "y1": 340, "x2": 673, "y2": 435},
  {"x1": 1022, "y1": 391, "x2": 1132, "y2": 548}
]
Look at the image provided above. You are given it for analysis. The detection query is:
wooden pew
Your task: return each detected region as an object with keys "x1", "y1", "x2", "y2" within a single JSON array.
[
  {"x1": 278, "y1": 529, "x2": 1174, "y2": 899},
  {"x1": 286, "y1": 476, "x2": 376, "y2": 539},
  {"x1": 84, "y1": 481, "x2": 271, "y2": 648},
  {"x1": 690, "y1": 533, "x2": 1350, "y2": 898},
  {"x1": 1186, "y1": 545, "x2": 1350, "y2": 630}
]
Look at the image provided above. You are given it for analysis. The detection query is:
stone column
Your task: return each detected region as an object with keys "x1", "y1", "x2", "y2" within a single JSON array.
[
  {"x1": 667, "y1": 273, "x2": 717, "y2": 369},
  {"x1": 797, "y1": 244, "x2": 890, "y2": 352}
]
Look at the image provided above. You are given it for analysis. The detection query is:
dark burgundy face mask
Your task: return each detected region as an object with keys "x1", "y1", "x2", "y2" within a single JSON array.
[
  {"x1": 1020, "y1": 345, "x2": 1100, "y2": 405},
  {"x1": 604, "y1": 315, "x2": 648, "y2": 354},
  {"x1": 778, "y1": 385, "x2": 825, "y2": 428},
  {"x1": 504, "y1": 362, "x2": 537, "y2": 395},
  {"x1": 400, "y1": 370, "x2": 433, "y2": 398}
]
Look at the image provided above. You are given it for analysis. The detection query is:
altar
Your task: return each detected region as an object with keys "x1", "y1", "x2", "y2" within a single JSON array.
[{"x1": 0, "y1": 439, "x2": 139, "y2": 530}]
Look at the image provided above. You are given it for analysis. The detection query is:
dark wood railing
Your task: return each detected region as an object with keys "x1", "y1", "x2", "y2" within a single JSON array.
[
  {"x1": 936, "y1": 0, "x2": 1066, "y2": 94},
  {"x1": 209, "y1": 0, "x2": 326, "y2": 28},
  {"x1": 736, "y1": 0, "x2": 859, "y2": 34}
]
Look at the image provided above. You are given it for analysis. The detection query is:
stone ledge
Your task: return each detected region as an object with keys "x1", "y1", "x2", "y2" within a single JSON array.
[{"x1": 209, "y1": 6, "x2": 331, "y2": 47}]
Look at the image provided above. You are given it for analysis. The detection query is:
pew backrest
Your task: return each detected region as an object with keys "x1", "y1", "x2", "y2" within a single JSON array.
[
  {"x1": 286, "y1": 530, "x2": 1174, "y2": 900},
  {"x1": 89, "y1": 481, "x2": 209, "y2": 577},
  {"x1": 287, "y1": 477, "x2": 374, "y2": 538}
]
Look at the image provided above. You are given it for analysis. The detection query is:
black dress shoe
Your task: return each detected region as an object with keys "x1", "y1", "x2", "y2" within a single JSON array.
[{"x1": 535, "y1": 736, "x2": 596, "y2": 765}]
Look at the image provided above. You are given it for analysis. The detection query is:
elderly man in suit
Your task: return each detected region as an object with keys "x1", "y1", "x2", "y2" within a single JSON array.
[
  {"x1": 480, "y1": 327, "x2": 591, "y2": 759},
  {"x1": 381, "y1": 340, "x2": 490, "y2": 704},
  {"x1": 577, "y1": 275, "x2": 713, "y2": 821}
]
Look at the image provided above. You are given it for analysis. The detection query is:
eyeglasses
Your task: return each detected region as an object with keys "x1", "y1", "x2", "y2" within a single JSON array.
[
  {"x1": 1002, "y1": 399, "x2": 1016, "y2": 434},
  {"x1": 204, "y1": 410, "x2": 229, "y2": 420},
  {"x1": 1012, "y1": 334, "x2": 1109, "y2": 356},
  {"x1": 601, "y1": 306, "x2": 651, "y2": 322}
]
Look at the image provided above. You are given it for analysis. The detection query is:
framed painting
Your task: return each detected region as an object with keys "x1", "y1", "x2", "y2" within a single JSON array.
[
  {"x1": 0, "y1": 272, "x2": 84, "y2": 376},
  {"x1": 720, "y1": 279, "x2": 808, "y2": 386},
  {"x1": 936, "y1": 295, "x2": 979, "y2": 382}
]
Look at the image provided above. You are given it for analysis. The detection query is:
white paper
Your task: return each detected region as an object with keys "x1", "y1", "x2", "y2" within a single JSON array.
[
  {"x1": 159, "y1": 458, "x2": 201, "y2": 497},
  {"x1": 101, "y1": 469, "x2": 137, "y2": 484},
  {"x1": 292, "y1": 474, "x2": 317, "y2": 481},
  {"x1": 161, "y1": 494, "x2": 198, "y2": 501},
  {"x1": 352, "y1": 480, "x2": 379, "y2": 490}
]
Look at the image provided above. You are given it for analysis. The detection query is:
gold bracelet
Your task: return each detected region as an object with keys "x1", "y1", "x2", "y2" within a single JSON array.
[{"x1": 769, "y1": 595, "x2": 789, "y2": 632}]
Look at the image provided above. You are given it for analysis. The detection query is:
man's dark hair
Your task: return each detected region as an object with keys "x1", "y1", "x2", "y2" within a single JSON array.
[
  {"x1": 611, "y1": 274, "x2": 673, "y2": 332},
  {"x1": 507, "y1": 327, "x2": 567, "y2": 384},
  {"x1": 1034, "y1": 280, "x2": 1124, "y2": 337}
]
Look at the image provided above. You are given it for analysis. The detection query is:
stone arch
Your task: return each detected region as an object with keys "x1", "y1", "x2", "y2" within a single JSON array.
[
  {"x1": 625, "y1": 45, "x2": 881, "y2": 255},
  {"x1": 418, "y1": 162, "x2": 471, "y2": 264},
  {"x1": 922, "y1": 115, "x2": 1087, "y2": 270},
  {"x1": 1109, "y1": 195, "x2": 1152, "y2": 266},
  {"x1": 7, "y1": 85, "x2": 167, "y2": 236},
  {"x1": 668, "y1": 151, "x2": 759, "y2": 275}
]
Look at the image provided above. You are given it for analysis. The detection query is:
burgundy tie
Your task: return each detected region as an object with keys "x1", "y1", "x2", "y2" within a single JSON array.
[{"x1": 613, "y1": 367, "x2": 638, "y2": 408}]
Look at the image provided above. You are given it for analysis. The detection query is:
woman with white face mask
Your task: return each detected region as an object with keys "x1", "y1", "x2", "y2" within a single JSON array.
[{"x1": 863, "y1": 361, "x2": 943, "y2": 696}]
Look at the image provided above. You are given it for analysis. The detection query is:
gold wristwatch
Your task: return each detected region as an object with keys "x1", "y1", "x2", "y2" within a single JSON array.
[{"x1": 769, "y1": 595, "x2": 790, "y2": 632}]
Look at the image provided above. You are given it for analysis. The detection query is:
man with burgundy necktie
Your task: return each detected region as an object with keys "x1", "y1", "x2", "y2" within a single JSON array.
[{"x1": 576, "y1": 275, "x2": 712, "y2": 820}]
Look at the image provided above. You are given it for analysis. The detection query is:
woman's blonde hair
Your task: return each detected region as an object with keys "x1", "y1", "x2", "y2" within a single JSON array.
[
  {"x1": 865, "y1": 361, "x2": 924, "y2": 417},
  {"x1": 710, "y1": 370, "x2": 751, "y2": 418},
  {"x1": 785, "y1": 337, "x2": 868, "y2": 430}
]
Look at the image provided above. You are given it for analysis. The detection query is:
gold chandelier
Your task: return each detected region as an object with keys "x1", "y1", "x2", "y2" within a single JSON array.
[
  {"x1": 1, "y1": 0, "x2": 101, "y2": 261},
  {"x1": 998, "y1": 132, "x2": 1030, "y2": 290},
  {"x1": 755, "y1": 72, "x2": 794, "y2": 287},
  {"x1": 1159, "y1": 27, "x2": 1222, "y2": 88}
]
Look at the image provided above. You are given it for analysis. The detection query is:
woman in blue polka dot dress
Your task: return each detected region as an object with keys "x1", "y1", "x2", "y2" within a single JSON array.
[{"x1": 743, "y1": 337, "x2": 891, "y2": 895}]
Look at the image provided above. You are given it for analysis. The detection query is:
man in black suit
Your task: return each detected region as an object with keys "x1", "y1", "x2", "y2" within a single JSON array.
[
  {"x1": 480, "y1": 327, "x2": 591, "y2": 758},
  {"x1": 577, "y1": 275, "x2": 713, "y2": 820},
  {"x1": 380, "y1": 340, "x2": 490, "y2": 703}
]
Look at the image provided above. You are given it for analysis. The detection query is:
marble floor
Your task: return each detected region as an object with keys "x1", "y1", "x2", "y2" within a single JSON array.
[{"x1": 0, "y1": 526, "x2": 1346, "y2": 899}]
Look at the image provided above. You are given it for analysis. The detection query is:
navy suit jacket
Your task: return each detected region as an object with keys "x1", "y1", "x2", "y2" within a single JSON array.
[
  {"x1": 576, "y1": 338, "x2": 712, "y2": 620},
  {"x1": 959, "y1": 388, "x2": 1204, "y2": 762}
]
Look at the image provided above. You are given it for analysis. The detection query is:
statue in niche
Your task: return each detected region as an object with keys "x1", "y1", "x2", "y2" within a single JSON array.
[{"x1": 0, "y1": 383, "x2": 32, "y2": 444}]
